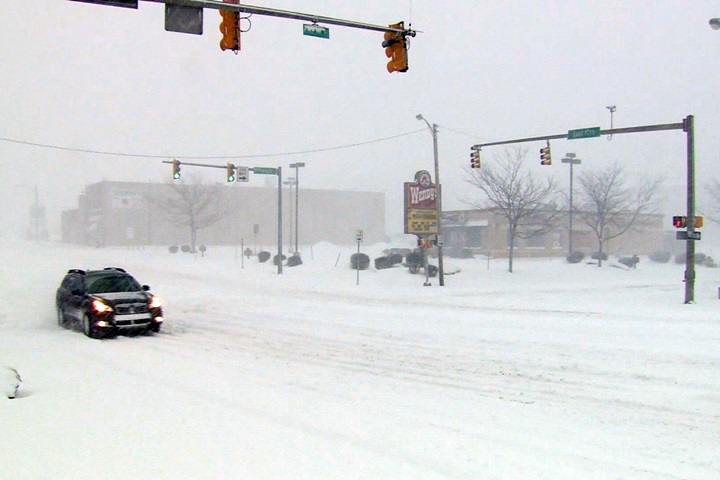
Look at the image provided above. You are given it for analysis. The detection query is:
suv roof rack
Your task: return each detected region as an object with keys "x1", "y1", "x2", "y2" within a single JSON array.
[
  {"x1": 103, "y1": 267, "x2": 127, "y2": 273},
  {"x1": 67, "y1": 268, "x2": 86, "y2": 275}
]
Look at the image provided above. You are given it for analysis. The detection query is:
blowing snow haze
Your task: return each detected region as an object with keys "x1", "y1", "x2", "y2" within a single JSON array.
[
  {"x1": 1, "y1": 1, "x2": 720, "y2": 240},
  {"x1": 2, "y1": 2, "x2": 720, "y2": 478}
]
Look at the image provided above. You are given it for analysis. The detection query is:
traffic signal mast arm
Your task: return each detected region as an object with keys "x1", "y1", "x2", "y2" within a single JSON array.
[
  {"x1": 471, "y1": 121, "x2": 685, "y2": 150},
  {"x1": 142, "y1": 0, "x2": 416, "y2": 36}
]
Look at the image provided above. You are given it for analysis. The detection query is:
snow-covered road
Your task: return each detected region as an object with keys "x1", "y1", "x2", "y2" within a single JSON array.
[{"x1": 1, "y1": 241, "x2": 718, "y2": 479}]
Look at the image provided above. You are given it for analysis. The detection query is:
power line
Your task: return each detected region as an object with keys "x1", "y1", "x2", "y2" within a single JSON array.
[
  {"x1": 0, "y1": 129, "x2": 427, "y2": 160},
  {"x1": 440, "y1": 125, "x2": 482, "y2": 142}
]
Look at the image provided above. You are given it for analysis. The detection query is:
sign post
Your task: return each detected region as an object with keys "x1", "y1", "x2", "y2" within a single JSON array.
[{"x1": 355, "y1": 230, "x2": 363, "y2": 285}]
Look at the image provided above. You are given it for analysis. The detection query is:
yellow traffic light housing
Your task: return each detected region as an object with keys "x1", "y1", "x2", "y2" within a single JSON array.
[
  {"x1": 172, "y1": 159, "x2": 181, "y2": 180},
  {"x1": 540, "y1": 142, "x2": 552, "y2": 165},
  {"x1": 219, "y1": 7, "x2": 240, "y2": 52},
  {"x1": 226, "y1": 163, "x2": 236, "y2": 182},
  {"x1": 383, "y1": 22, "x2": 408, "y2": 73},
  {"x1": 694, "y1": 216, "x2": 703, "y2": 228}
]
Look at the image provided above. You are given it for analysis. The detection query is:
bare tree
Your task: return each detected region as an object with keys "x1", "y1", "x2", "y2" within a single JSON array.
[
  {"x1": 575, "y1": 162, "x2": 663, "y2": 267},
  {"x1": 466, "y1": 146, "x2": 560, "y2": 272},
  {"x1": 703, "y1": 178, "x2": 720, "y2": 223},
  {"x1": 152, "y1": 175, "x2": 225, "y2": 252}
]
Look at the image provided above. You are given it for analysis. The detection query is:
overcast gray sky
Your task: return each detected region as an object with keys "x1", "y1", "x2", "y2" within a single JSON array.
[{"x1": 2, "y1": 0, "x2": 719, "y2": 239}]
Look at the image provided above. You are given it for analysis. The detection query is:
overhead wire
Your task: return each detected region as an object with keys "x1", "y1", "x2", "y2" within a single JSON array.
[{"x1": 0, "y1": 128, "x2": 427, "y2": 160}]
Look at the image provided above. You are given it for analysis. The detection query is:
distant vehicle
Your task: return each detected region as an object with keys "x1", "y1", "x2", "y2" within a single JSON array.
[{"x1": 56, "y1": 267, "x2": 163, "y2": 339}]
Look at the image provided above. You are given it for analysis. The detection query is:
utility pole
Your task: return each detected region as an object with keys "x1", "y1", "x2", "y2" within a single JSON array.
[
  {"x1": 290, "y1": 162, "x2": 305, "y2": 253},
  {"x1": 684, "y1": 116, "x2": 695, "y2": 303},
  {"x1": 277, "y1": 166, "x2": 283, "y2": 275},
  {"x1": 283, "y1": 177, "x2": 295, "y2": 248},
  {"x1": 416, "y1": 114, "x2": 444, "y2": 286},
  {"x1": 561, "y1": 153, "x2": 581, "y2": 255}
]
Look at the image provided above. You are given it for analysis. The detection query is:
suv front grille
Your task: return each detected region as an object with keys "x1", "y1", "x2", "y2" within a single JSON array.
[{"x1": 115, "y1": 303, "x2": 149, "y2": 315}]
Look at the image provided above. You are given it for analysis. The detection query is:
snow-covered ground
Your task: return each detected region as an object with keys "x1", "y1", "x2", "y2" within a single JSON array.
[{"x1": 1, "y1": 240, "x2": 718, "y2": 480}]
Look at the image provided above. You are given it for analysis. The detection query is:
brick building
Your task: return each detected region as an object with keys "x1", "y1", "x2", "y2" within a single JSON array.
[
  {"x1": 61, "y1": 181, "x2": 386, "y2": 249},
  {"x1": 441, "y1": 208, "x2": 664, "y2": 258}
]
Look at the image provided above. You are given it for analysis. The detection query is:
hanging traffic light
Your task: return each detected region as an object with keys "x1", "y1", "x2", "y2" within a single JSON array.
[
  {"x1": 172, "y1": 159, "x2": 181, "y2": 180},
  {"x1": 382, "y1": 22, "x2": 408, "y2": 73},
  {"x1": 226, "y1": 163, "x2": 236, "y2": 182},
  {"x1": 672, "y1": 216, "x2": 687, "y2": 228},
  {"x1": 219, "y1": 5, "x2": 240, "y2": 52},
  {"x1": 470, "y1": 149, "x2": 481, "y2": 169},
  {"x1": 540, "y1": 142, "x2": 552, "y2": 165}
]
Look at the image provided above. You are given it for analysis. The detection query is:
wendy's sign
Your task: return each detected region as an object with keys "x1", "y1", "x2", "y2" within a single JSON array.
[{"x1": 404, "y1": 170, "x2": 439, "y2": 235}]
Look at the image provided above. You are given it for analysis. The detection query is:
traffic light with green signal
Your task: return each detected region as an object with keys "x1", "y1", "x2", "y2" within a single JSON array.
[
  {"x1": 226, "y1": 163, "x2": 236, "y2": 182},
  {"x1": 172, "y1": 159, "x2": 181, "y2": 180}
]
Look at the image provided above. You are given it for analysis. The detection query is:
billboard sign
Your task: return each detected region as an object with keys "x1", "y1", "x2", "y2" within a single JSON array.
[{"x1": 404, "y1": 170, "x2": 438, "y2": 235}]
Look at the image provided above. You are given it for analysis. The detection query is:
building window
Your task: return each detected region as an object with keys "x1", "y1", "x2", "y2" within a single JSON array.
[{"x1": 525, "y1": 231, "x2": 546, "y2": 249}]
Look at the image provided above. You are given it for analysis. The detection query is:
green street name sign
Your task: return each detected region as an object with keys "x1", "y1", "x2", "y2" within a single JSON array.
[
  {"x1": 252, "y1": 167, "x2": 277, "y2": 175},
  {"x1": 303, "y1": 23, "x2": 330, "y2": 39},
  {"x1": 568, "y1": 126, "x2": 601, "y2": 140}
]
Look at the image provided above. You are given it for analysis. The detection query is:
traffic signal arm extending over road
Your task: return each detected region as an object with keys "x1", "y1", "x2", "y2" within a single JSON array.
[{"x1": 70, "y1": 0, "x2": 417, "y2": 72}]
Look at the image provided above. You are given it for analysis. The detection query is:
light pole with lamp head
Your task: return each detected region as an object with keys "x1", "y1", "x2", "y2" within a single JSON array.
[
  {"x1": 416, "y1": 114, "x2": 444, "y2": 286},
  {"x1": 561, "y1": 153, "x2": 581, "y2": 256},
  {"x1": 289, "y1": 162, "x2": 305, "y2": 253},
  {"x1": 710, "y1": 18, "x2": 720, "y2": 30},
  {"x1": 283, "y1": 177, "x2": 296, "y2": 249}
]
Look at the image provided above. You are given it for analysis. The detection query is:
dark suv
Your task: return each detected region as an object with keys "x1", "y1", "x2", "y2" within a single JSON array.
[{"x1": 56, "y1": 267, "x2": 163, "y2": 338}]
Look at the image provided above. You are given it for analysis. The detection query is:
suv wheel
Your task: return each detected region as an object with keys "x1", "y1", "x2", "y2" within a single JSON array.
[
  {"x1": 57, "y1": 306, "x2": 68, "y2": 328},
  {"x1": 82, "y1": 313, "x2": 101, "y2": 339}
]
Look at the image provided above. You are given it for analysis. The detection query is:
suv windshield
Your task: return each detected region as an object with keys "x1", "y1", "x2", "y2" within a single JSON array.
[{"x1": 86, "y1": 274, "x2": 141, "y2": 294}]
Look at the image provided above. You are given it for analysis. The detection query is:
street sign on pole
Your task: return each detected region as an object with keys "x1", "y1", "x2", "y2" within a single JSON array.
[
  {"x1": 355, "y1": 230, "x2": 363, "y2": 285},
  {"x1": 253, "y1": 167, "x2": 278, "y2": 175},
  {"x1": 236, "y1": 166, "x2": 249, "y2": 182},
  {"x1": 677, "y1": 231, "x2": 701, "y2": 240},
  {"x1": 303, "y1": 23, "x2": 330, "y2": 39},
  {"x1": 568, "y1": 127, "x2": 601, "y2": 140}
]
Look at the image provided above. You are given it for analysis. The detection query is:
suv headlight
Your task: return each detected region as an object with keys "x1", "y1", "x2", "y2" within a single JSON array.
[
  {"x1": 92, "y1": 299, "x2": 113, "y2": 313},
  {"x1": 149, "y1": 295, "x2": 162, "y2": 309}
]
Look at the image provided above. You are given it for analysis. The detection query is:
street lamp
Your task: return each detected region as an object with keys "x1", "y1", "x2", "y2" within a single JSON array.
[
  {"x1": 289, "y1": 162, "x2": 305, "y2": 253},
  {"x1": 283, "y1": 177, "x2": 296, "y2": 249},
  {"x1": 561, "y1": 153, "x2": 581, "y2": 256},
  {"x1": 416, "y1": 114, "x2": 444, "y2": 286},
  {"x1": 710, "y1": 18, "x2": 720, "y2": 30}
]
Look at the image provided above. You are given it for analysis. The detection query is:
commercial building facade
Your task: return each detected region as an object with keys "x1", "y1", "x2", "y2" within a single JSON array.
[
  {"x1": 61, "y1": 181, "x2": 387, "y2": 249},
  {"x1": 441, "y1": 208, "x2": 664, "y2": 258}
]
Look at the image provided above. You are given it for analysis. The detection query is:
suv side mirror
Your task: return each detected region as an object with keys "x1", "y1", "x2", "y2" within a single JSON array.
[{"x1": 142, "y1": 285, "x2": 150, "y2": 291}]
